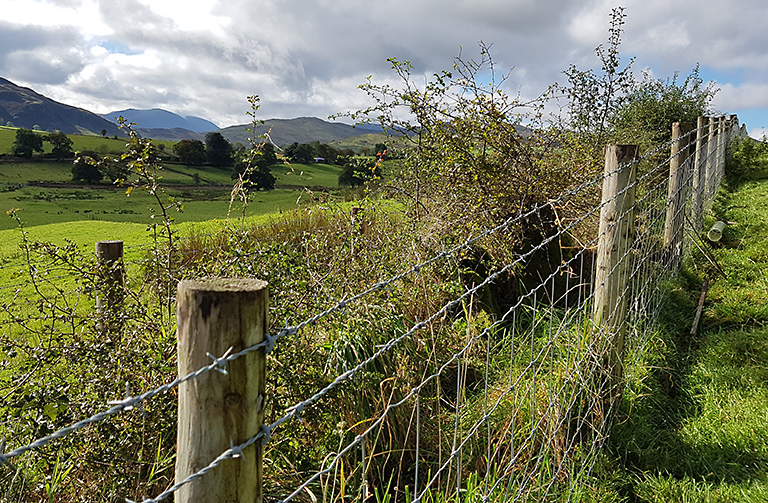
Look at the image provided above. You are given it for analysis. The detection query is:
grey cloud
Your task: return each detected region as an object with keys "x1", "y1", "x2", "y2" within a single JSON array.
[
  {"x1": 0, "y1": 21, "x2": 86, "y2": 84},
  {"x1": 3, "y1": 0, "x2": 767, "y2": 129},
  {"x1": 6, "y1": 50, "x2": 85, "y2": 84}
]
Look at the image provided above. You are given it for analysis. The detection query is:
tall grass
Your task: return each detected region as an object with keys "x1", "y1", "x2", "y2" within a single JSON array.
[{"x1": 602, "y1": 138, "x2": 768, "y2": 502}]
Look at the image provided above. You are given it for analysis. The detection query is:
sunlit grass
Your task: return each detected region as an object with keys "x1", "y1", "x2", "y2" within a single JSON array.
[{"x1": 604, "y1": 148, "x2": 768, "y2": 502}]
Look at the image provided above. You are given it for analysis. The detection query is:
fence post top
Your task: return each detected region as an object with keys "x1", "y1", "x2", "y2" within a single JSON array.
[
  {"x1": 179, "y1": 278, "x2": 268, "y2": 292},
  {"x1": 604, "y1": 144, "x2": 639, "y2": 158}
]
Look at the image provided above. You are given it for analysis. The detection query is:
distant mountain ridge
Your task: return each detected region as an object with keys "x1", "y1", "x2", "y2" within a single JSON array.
[
  {"x1": 0, "y1": 77, "x2": 120, "y2": 136},
  {"x1": 0, "y1": 77, "x2": 386, "y2": 146},
  {"x1": 100, "y1": 108, "x2": 219, "y2": 133},
  {"x1": 218, "y1": 117, "x2": 383, "y2": 147}
]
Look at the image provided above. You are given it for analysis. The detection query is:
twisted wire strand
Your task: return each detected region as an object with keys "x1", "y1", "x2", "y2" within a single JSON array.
[{"x1": 1, "y1": 120, "x2": 737, "y2": 502}]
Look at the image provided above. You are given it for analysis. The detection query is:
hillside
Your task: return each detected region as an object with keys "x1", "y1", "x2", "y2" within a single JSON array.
[
  {"x1": 101, "y1": 108, "x2": 218, "y2": 133},
  {"x1": 0, "y1": 77, "x2": 120, "y2": 136},
  {"x1": 0, "y1": 78, "x2": 388, "y2": 146},
  {"x1": 218, "y1": 117, "x2": 383, "y2": 147}
]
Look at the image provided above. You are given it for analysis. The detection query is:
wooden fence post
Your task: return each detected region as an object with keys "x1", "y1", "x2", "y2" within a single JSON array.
[
  {"x1": 705, "y1": 116, "x2": 717, "y2": 200},
  {"x1": 176, "y1": 278, "x2": 269, "y2": 503},
  {"x1": 664, "y1": 122, "x2": 690, "y2": 266},
  {"x1": 593, "y1": 144, "x2": 638, "y2": 400},
  {"x1": 691, "y1": 116, "x2": 707, "y2": 228},
  {"x1": 716, "y1": 116, "x2": 727, "y2": 188},
  {"x1": 95, "y1": 240, "x2": 124, "y2": 337}
]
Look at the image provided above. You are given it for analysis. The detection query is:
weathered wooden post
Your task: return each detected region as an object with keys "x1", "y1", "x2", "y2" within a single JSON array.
[
  {"x1": 95, "y1": 240, "x2": 124, "y2": 337},
  {"x1": 664, "y1": 123, "x2": 690, "y2": 266},
  {"x1": 691, "y1": 117, "x2": 707, "y2": 228},
  {"x1": 176, "y1": 278, "x2": 268, "y2": 503},
  {"x1": 593, "y1": 144, "x2": 638, "y2": 401},
  {"x1": 715, "y1": 116, "x2": 727, "y2": 188},
  {"x1": 705, "y1": 116, "x2": 717, "y2": 200}
]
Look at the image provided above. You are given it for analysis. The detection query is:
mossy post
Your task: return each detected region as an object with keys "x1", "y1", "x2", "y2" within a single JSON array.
[
  {"x1": 176, "y1": 278, "x2": 268, "y2": 503},
  {"x1": 593, "y1": 145, "x2": 638, "y2": 404},
  {"x1": 95, "y1": 240, "x2": 124, "y2": 337},
  {"x1": 664, "y1": 122, "x2": 690, "y2": 266}
]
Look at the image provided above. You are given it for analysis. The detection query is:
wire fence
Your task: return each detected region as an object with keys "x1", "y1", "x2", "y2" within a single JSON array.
[{"x1": 0, "y1": 116, "x2": 744, "y2": 502}]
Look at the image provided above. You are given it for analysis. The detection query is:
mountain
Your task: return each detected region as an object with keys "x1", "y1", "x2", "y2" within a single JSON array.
[
  {"x1": 217, "y1": 117, "x2": 384, "y2": 147},
  {"x1": 0, "y1": 77, "x2": 120, "y2": 136},
  {"x1": 0, "y1": 77, "x2": 386, "y2": 145},
  {"x1": 101, "y1": 108, "x2": 218, "y2": 133}
]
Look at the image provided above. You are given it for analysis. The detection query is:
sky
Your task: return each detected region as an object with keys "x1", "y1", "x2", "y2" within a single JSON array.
[{"x1": 1, "y1": 0, "x2": 767, "y2": 138}]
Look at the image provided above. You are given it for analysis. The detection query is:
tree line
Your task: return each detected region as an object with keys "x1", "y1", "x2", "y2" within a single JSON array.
[
  {"x1": 10, "y1": 128, "x2": 75, "y2": 160},
  {"x1": 173, "y1": 133, "x2": 389, "y2": 190},
  {"x1": 9, "y1": 126, "x2": 388, "y2": 189}
]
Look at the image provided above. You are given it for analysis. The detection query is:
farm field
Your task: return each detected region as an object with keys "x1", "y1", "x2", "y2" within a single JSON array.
[
  {"x1": 0, "y1": 156, "x2": 347, "y2": 231},
  {"x1": 0, "y1": 126, "x2": 130, "y2": 156}
]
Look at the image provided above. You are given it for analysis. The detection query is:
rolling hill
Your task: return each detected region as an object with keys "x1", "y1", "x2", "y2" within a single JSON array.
[
  {"x1": 218, "y1": 117, "x2": 384, "y2": 147},
  {"x1": 100, "y1": 108, "x2": 218, "y2": 133},
  {"x1": 0, "y1": 77, "x2": 120, "y2": 136},
  {"x1": 0, "y1": 77, "x2": 388, "y2": 146}
]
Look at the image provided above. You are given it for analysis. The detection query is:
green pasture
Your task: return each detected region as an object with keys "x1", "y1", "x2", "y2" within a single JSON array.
[
  {"x1": 0, "y1": 162, "x2": 74, "y2": 184},
  {"x1": 0, "y1": 154, "x2": 345, "y2": 232},
  {"x1": 272, "y1": 161, "x2": 342, "y2": 187},
  {"x1": 0, "y1": 185, "x2": 323, "y2": 231},
  {"x1": 0, "y1": 127, "x2": 128, "y2": 156}
]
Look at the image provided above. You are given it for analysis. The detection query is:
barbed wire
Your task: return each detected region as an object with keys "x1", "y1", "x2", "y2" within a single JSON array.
[
  {"x1": 0, "y1": 121, "x2": 739, "y2": 501},
  {"x1": 133, "y1": 144, "x2": 661, "y2": 502}
]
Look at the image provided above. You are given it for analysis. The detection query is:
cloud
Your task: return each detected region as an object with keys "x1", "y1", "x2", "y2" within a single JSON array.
[
  {"x1": 0, "y1": 22, "x2": 88, "y2": 84},
  {"x1": 1, "y1": 0, "x2": 766, "y2": 130},
  {"x1": 749, "y1": 127, "x2": 768, "y2": 140},
  {"x1": 717, "y1": 83, "x2": 768, "y2": 111}
]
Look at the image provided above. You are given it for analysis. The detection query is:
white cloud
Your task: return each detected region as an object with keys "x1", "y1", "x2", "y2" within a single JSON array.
[
  {"x1": 0, "y1": 0, "x2": 766, "y2": 131},
  {"x1": 3, "y1": 0, "x2": 112, "y2": 36},
  {"x1": 716, "y1": 83, "x2": 768, "y2": 111}
]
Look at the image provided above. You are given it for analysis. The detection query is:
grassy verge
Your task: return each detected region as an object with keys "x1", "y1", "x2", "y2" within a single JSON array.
[{"x1": 603, "y1": 144, "x2": 768, "y2": 502}]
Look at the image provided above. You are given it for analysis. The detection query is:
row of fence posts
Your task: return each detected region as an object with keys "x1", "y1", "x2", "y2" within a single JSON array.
[{"x1": 90, "y1": 115, "x2": 741, "y2": 502}]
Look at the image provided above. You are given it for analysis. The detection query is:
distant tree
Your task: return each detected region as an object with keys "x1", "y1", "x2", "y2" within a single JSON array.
[
  {"x1": 71, "y1": 157, "x2": 104, "y2": 183},
  {"x1": 46, "y1": 131, "x2": 74, "y2": 160},
  {"x1": 72, "y1": 151, "x2": 128, "y2": 183},
  {"x1": 173, "y1": 139, "x2": 207, "y2": 164},
  {"x1": 101, "y1": 129, "x2": 107, "y2": 138},
  {"x1": 311, "y1": 142, "x2": 340, "y2": 164},
  {"x1": 283, "y1": 142, "x2": 314, "y2": 164},
  {"x1": 338, "y1": 157, "x2": 382, "y2": 186},
  {"x1": 12, "y1": 128, "x2": 44, "y2": 158},
  {"x1": 99, "y1": 158, "x2": 130, "y2": 183},
  {"x1": 256, "y1": 142, "x2": 278, "y2": 167},
  {"x1": 205, "y1": 132, "x2": 233, "y2": 167},
  {"x1": 231, "y1": 142, "x2": 277, "y2": 191}
]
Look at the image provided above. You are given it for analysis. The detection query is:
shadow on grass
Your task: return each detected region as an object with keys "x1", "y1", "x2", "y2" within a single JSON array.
[{"x1": 608, "y1": 277, "x2": 768, "y2": 500}]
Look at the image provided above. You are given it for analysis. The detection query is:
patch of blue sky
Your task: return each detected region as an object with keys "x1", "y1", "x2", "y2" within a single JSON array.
[
  {"x1": 99, "y1": 41, "x2": 138, "y2": 56},
  {"x1": 698, "y1": 65, "x2": 744, "y2": 87}
]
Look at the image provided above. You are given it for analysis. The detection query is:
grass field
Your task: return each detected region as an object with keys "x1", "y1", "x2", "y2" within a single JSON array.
[
  {"x1": 604, "y1": 154, "x2": 768, "y2": 501},
  {"x1": 0, "y1": 154, "x2": 346, "y2": 231},
  {"x1": 0, "y1": 126, "x2": 129, "y2": 156}
]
